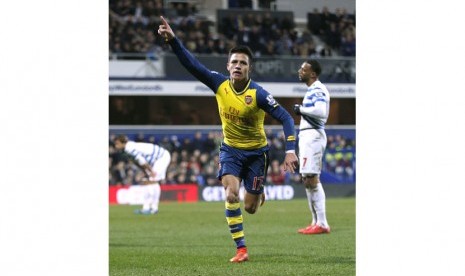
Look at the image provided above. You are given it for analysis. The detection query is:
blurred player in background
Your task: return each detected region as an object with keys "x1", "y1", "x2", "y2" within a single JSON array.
[
  {"x1": 157, "y1": 16, "x2": 298, "y2": 263},
  {"x1": 293, "y1": 60, "x2": 331, "y2": 234},
  {"x1": 113, "y1": 135, "x2": 171, "y2": 215}
]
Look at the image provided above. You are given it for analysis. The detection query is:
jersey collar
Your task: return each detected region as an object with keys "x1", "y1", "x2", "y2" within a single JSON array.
[{"x1": 228, "y1": 78, "x2": 251, "y2": 95}]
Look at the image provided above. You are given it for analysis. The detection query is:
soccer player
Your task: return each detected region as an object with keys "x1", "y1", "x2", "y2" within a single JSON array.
[
  {"x1": 113, "y1": 135, "x2": 171, "y2": 215},
  {"x1": 293, "y1": 60, "x2": 331, "y2": 234},
  {"x1": 157, "y1": 16, "x2": 298, "y2": 263}
]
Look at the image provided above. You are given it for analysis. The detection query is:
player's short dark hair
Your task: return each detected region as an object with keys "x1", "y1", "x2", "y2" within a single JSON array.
[
  {"x1": 115, "y1": 134, "x2": 128, "y2": 144},
  {"x1": 305, "y1": 59, "x2": 322, "y2": 76},
  {"x1": 229, "y1": 45, "x2": 254, "y2": 63}
]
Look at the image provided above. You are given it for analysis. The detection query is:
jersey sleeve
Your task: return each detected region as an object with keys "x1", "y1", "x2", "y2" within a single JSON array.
[
  {"x1": 169, "y1": 37, "x2": 225, "y2": 92},
  {"x1": 300, "y1": 100, "x2": 328, "y2": 120},
  {"x1": 256, "y1": 89, "x2": 296, "y2": 151},
  {"x1": 124, "y1": 142, "x2": 147, "y2": 166}
]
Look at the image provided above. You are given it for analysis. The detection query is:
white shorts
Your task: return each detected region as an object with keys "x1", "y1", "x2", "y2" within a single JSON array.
[
  {"x1": 298, "y1": 129, "x2": 327, "y2": 175},
  {"x1": 149, "y1": 150, "x2": 171, "y2": 182}
]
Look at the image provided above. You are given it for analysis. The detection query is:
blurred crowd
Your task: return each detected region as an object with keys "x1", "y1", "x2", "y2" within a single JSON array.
[
  {"x1": 325, "y1": 134, "x2": 356, "y2": 182},
  {"x1": 109, "y1": 0, "x2": 355, "y2": 59},
  {"x1": 109, "y1": 130, "x2": 355, "y2": 186}
]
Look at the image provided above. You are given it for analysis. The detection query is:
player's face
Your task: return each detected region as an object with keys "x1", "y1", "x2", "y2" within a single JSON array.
[
  {"x1": 114, "y1": 140, "x2": 124, "y2": 150},
  {"x1": 298, "y1": 62, "x2": 312, "y2": 83},
  {"x1": 227, "y1": 53, "x2": 250, "y2": 82}
]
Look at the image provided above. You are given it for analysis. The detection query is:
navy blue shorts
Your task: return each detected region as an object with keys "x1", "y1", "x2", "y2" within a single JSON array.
[{"x1": 217, "y1": 142, "x2": 270, "y2": 194}]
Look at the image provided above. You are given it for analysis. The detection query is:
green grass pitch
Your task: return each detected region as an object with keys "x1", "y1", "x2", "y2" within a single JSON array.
[{"x1": 109, "y1": 198, "x2": 355, "y2": 275}]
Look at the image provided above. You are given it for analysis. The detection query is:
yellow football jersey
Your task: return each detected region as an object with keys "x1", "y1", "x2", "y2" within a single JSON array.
[
  {"x1": 169, "y1": 37, "x2": 296, "y2": 152},
  {"x1": 216, "y1": 80, "x2": 268, "y2": 149}
]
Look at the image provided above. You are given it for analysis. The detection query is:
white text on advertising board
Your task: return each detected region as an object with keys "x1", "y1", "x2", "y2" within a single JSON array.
[{"x1": 202, "y1": 185, "x2": 295, "y2": 202}]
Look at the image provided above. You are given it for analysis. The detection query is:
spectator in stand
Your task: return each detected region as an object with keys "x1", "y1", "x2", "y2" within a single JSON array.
[
  {"x1": 220, "y1": 14, "x2": 240, "y2": 40},
  {"x1": 342, "y1": 152, "x2": 355, "y2": 180},
  {"x1": 204, "y1": 131, "x2": 218, "y2": 155},
  {"x1": 176, "y1": 173, "x2": 188, "y2": 184},
  {"x1": 340, "y1": 32, "x2": 356, "y2": 56},
  {"x1": 307, "y1": 8, "x2": 323, "y2": 35},
  {"x1": 295, "y1": 41, "x2": 317, "y2": 58},
  {"x1": 170, "y1": 135, "x2": 182, "y2": 152},
  {"x1": 109, "y1": 131, "x2": 355, "y2": 189},
  {"x1": 110, "y1": 1, "x2": 355, "y2": 58},
  {"x1": 236, "y1": 25, "x2": 251, "y2": 48},
  {"x1": 170, "y1": 2, "x2": 191, "y2": 17},
  {"x1": 214, "y1": 37, "x2": 229, "y2": 55},
  {"x1": 110, "y1": 140, "x2": 130, "y2": 185},
  {"x1": 324, "y1": 152, "x2": 337, "y2": 174},
  {"x1": 112, "y1": 161, "x2": 128, "y2": 184},
  {"x1": 147, "y1": 135, "x2": 156, "y2": 144},
  {"x1": 145, "y1": 0, "x2": 164, "y2": 19},
  {"x1": 165, "y1": 170, "x2": 177, "y2": 184},
  {"x1": 242, "y1": 13, "x2": 256, "y2": 27},
  {"x1": 109, "y1": 98, "x2": 132, "y2": 124},
  {"x1": 177, "y1": 160, "x2": 198, "y2": 184},
  {"x1": 124, "y1": 169, "x2": 136, "y2": 185},
  {"x1": 191, "y1": 131, "x2": 205, "y2": 152},
  {"x1": 159, "y1": 136, "x2": 174, "y2": 152},
  {"x1": 181, "y1": 137, "x2": 196, "y2": 154},
  {"x1": 179, "y1": 149, "x2": 189, "y2": 163},
  {"x1": 268, "y1": 159, "x2": 286, "y2": 184},
  {"x1": 188, "y1": 151, "x2": 202, "y2": 172},
  {"x1": 280, "y1": 15, "x2": 295, "y2": 33},
  {"x1": 325, "y1": 22, "x2": 341, "y2": 51},
  {"x1": 269, "y1": 135, "x2": 286, "y2": 163},
  {"x1": 320, "y1": 43, "x2": 333, "y2": 57},
  {"x1": 248, "y1": 25, "x2": 263, "y2": 55},
  {"x1": 198, "y1": 152, "x2": 209, "y2": 168},
  {"x1": 261, "y1": 40, "x2": 276, "y2": 57},
  {"x1": 334, "y1": 151, "x2": 344, "y2": 175},
  {"x1": 135, "y1": 132, "x2": 145, "y2": 142},
  {"x1": 320, "y1": 6, "x2": 336, "y2": 33},
  {"x1": 109, "y1": 156, "x2": 116, "y2": 185},
  {"x1": 274, "y1": 29, "x2": 294, "y2": 55},
  {"x1": 297, "y1": 29, "x2": 313, "y2": 45},
  {"x1": 203, "y1": 165, "x2": 220, "y2": 186}
]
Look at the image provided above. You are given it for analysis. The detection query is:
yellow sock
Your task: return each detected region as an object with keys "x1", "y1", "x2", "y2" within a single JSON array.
[{"x1": 225, "y1": 201, "x2": 245, "y2": 248}]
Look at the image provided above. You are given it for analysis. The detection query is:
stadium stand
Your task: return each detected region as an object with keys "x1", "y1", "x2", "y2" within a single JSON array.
[
  {"x1": 108, "y1": 1, "x2": 356, "y2": 188},
  {"x1": 109, "y1": 129, "x2": 355, "y2": 186},
  {"x1": 109, "y1": 0, "x2": 355, "y2": 58}
]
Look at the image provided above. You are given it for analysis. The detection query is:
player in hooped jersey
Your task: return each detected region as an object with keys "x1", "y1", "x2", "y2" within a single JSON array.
[
  {"x1": 158, "y1": 16, "x2": 298, "y2": 263},
  {"x1": 113, "y1": 135, "x2": 171, "y2": 215},
  {"x1": 293, "y1": 60, "x2": 331, "y2": 235}
]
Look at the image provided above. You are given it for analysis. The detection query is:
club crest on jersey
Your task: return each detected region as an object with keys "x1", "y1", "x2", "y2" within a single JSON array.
[{"x1": 245, "y1": 95, "x2": 253, "y2": 105}]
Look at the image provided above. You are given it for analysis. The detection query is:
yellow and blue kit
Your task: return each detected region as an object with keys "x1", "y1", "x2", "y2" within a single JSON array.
[
  {"x1": 169, "y1": 38, "x2": 296, "y2": 151},
  {"x1": 169, "y1": 37, "x2": 297, "y2": 252},
  {"x1": 169, "y1": 38, "x2": 295, "y2": 194},
  {"x1": 169, "y1": 38, "x2": 296, "y2": 194}
]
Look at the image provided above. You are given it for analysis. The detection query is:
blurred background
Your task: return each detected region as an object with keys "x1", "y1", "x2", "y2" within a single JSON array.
[{"x1": 108, "y1": 0, "x2": 355, "y2": 204}]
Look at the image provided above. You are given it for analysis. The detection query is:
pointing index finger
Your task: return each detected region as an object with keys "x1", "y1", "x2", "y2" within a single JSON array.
[{"x1": 160, "y1": 16, "x2": 168, "y2": 26}]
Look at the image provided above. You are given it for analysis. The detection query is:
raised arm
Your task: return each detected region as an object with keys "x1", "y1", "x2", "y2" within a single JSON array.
[
  {"x1": 157, "y1": 16, "x2": 224, "y2": 92},
  {"x1": 157, "y1": 16, "x2": 175, "y2": 41}
]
